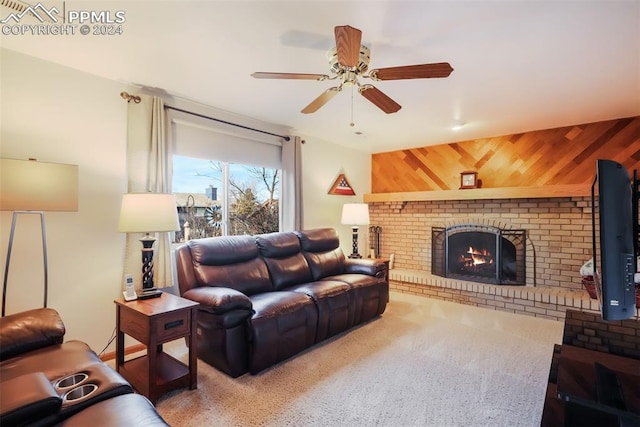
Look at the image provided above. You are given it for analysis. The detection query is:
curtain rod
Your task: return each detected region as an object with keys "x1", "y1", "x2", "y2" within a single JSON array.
[
  {"x1": 120, "y1": 91, "x2": 290, "y2": 141},
  {"x1": 164, "y1": 105, "x2": 290, "y2": 142}
]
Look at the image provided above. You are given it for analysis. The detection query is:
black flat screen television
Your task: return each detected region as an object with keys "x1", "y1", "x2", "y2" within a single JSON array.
[{"x1": 591, "y1": 159, "x2": 636, "y2": 320}]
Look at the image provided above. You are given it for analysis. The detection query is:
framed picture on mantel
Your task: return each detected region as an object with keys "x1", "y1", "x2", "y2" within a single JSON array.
[{"x1": 460, "y1": 171, "x2": 479, "y2": 189}]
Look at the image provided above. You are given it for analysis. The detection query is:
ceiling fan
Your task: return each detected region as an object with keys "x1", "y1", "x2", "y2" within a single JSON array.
[{"x1": 251, "y1": 25, "x2": 453, "y2": 114}]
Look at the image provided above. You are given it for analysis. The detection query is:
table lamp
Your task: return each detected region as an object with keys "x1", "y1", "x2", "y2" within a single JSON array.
[
  {"x1": 118, "y1": 193, "x2": 179, "y2": 299},
  {"x1": 341, "y1": 203, "x2": 370, "y2": 259},
  {"x1": 0, "y1": 158, "x2": 78, "y2": 316}
]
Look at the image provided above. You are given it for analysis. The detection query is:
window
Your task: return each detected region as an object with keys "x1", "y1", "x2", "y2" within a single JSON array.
[
  {"x1": 172, "y1": 156, "x2": 280, "y2": 241},
  {"x1": 167, "y1": 105, "x2": 285, "y2": 241}
]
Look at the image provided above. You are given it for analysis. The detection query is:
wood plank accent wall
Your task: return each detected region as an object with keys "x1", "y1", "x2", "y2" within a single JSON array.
[{"x1": 372, "y1": 116, "x2": 640, "y2": 193}]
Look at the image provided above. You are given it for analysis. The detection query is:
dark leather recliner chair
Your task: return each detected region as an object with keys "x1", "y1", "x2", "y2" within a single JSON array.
[
  {"x1": 175, "y1": 227, "x2": 388, "y2": 378},
  {"x1": 0, "y1": 308, "x2": 168, "y2": 426}
]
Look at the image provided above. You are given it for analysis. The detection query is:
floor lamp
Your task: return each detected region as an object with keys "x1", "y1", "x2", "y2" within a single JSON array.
[
  {"x1": 341, "y1": 203, "x2": 370, "y2": 259},
  {"x1": 118, "y1": 193, "x2": 180, "y2": 299},
  {"x1": 0, "y1": 158, "x2": 78, "y2": 317}
]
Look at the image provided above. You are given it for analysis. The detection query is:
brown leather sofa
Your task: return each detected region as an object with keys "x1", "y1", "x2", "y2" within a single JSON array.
[
  {"x1": 175, "y1": 227, "x2": 389, "y2": 377},
  {"x1": 0, "y1": 308, "x2": 168, "y2": 426}
]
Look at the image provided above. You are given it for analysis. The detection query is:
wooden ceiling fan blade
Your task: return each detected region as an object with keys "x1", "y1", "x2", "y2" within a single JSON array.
[
  {"x1": 369, "y1": 63, "x2": 454, "y2": 80},
  {"x1": 334, "y1": 25, "x2": 362, "y2": 68},
  {"x1": 301, "y1": 87, "x2": 341, "y2": 114},
  {"x1": 359, "y1": 85, "x2": 401, "y2": 114},
  {"x1": 251, "y1": 72, "x2": 329, "y2": 80}
]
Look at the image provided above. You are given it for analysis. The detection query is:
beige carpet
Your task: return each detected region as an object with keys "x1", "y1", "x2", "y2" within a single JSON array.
[{"x1": 155, "y1": 292, "x2": 563, "y2": 426}]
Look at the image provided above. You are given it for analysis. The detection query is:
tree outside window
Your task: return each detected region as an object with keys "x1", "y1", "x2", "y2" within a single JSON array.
[{"x1": 173, "y1": 156, "x2": 280, "y2": 242}]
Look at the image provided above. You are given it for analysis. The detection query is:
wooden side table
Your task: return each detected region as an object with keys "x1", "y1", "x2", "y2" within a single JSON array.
[{"x1": 114, "y1": 292, "x2": 199, "y2": 404}]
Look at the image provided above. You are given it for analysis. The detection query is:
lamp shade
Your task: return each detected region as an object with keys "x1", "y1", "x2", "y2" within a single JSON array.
[
  {"x1": 118, "y1": 193, "x2": 180, "y2": 233},
  {"x1": 0, "y1": 158, "x2": 78, "y2": 211},
  {"x1": 341, "y1": 203, "x2": 370, "y2": 226}
]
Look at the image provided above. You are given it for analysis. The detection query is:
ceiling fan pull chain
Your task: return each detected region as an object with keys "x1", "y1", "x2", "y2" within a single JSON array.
[{"x1": 350, "y1": 86, "x2": 355, "y2": 127}]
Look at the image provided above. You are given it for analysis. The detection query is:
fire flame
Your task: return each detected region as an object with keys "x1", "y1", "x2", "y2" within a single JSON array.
[{"x1": 467, "y1": 246, "x2": 493, "y2": 266}]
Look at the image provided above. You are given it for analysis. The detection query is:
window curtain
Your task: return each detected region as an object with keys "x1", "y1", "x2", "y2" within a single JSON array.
[
  {"x1": 123, "y1": 94, "x2": 174, "y2": 289},
  {"x1": 281, "y1": 136, "x2": 303, "y2": 231}
]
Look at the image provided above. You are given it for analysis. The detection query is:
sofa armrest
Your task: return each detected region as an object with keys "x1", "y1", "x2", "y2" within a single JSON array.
[
  {"x1": 0, "y1": 308, "x2": 66, "y2": 361},
  {"x1": 182, "y1": 287, "x2": 253, "y2": 314},
  {"x1": 0, "y1": 372, "x2": 62, "y2": 426},
  {"x1": 344, "y1": 258, "x2": 388, "y2": 279}
]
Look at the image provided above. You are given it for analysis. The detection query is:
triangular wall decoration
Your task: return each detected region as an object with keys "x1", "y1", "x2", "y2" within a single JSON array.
[{"x1": 328, "y1": 173, "x2": 356, "y2": 195}]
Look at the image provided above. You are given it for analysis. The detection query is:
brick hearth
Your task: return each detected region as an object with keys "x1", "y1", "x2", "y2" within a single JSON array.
[
  {"x1": 389, "y1": 269, "x2": 598, "y2": 321},
  {"x1": 370, "y1": 196, "x2": 640, "y2": 321}
]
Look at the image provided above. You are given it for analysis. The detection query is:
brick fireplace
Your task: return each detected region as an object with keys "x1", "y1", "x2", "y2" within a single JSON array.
[
  {"x1": 365, "y1": 116, "x2": 639, "y2": 322},
  {"x1": 371, "y1": 196, "x2": 594, "y2": 289},
  {"x1": 368, "y1": 196, "x2": 616, "y2": 321}
]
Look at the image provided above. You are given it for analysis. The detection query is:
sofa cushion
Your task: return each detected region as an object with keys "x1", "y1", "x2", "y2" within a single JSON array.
[
  {"x1": 296, "y1": 228, "x2": 341, "y2": 252},
  {"x1": 0, "y1": 340, "x2": 102, "y2": 383},
  {"x1": 256, "y1": 232, "x2": 312, "y2": 290},
  {"x1": 188, "y1": 235, "x2": 258, "y2": 265},
  {"x1": 255, "y1": 231, "x2": 301, "y2": 258},
  {"x1": 188, "y1": 235, "x2": 272, "y2": 296},
  {"x1": 296, "y1": 228, "x2": 345, "y2": 280},
  {"x1": 323, "y1": 273, "x2": 388, "y2": 324},
  {"x1": 325, "y1": 273, "x2": 384, "y2": 288},
  {"x1": 0, "y1": 308, "x2": 65, "y2": 362}
]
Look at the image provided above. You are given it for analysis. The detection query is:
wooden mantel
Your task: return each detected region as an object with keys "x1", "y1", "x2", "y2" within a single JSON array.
[{"x1": 363, "y1": 184, "x2": 591, "y2": 203}]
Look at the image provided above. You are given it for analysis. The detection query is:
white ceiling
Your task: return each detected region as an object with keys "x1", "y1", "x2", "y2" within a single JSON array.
[{"x1": 2, "y1": 1, "x2": 639, "y2": 153}]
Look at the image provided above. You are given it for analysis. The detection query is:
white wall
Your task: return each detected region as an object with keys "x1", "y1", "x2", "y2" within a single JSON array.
[
  {"x1": 0, "y1": 49, "x2": 373, "y2": 352},
  {"x1": 1, "y1": 49, "x2": 131, "y2": 352},
  {"x1": 298, "y1": 135, "x2": 371, "y2": 257}
]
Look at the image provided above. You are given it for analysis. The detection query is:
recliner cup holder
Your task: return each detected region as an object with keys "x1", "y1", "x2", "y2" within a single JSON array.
[
  {"x1": 62, "y1": 383, "x2": 98, "y2": 403},
  {"x1": 54, "y1": 373, "x2": 89, "y2": 390}
]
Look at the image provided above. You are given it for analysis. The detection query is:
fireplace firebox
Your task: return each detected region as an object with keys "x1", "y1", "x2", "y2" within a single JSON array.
[{"x1": 432, "y1": 224, "x2": 526, "y2": 285}]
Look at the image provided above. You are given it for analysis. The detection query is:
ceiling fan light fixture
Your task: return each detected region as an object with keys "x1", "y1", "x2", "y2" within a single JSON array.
[{"x1": 342, "y1": 70, "x2": 359, "y2": 86}]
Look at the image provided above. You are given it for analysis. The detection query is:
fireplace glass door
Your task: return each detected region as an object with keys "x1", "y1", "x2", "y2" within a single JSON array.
[{"x1": 448, "y1": 231, "x2": 498, "y2": 281}]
